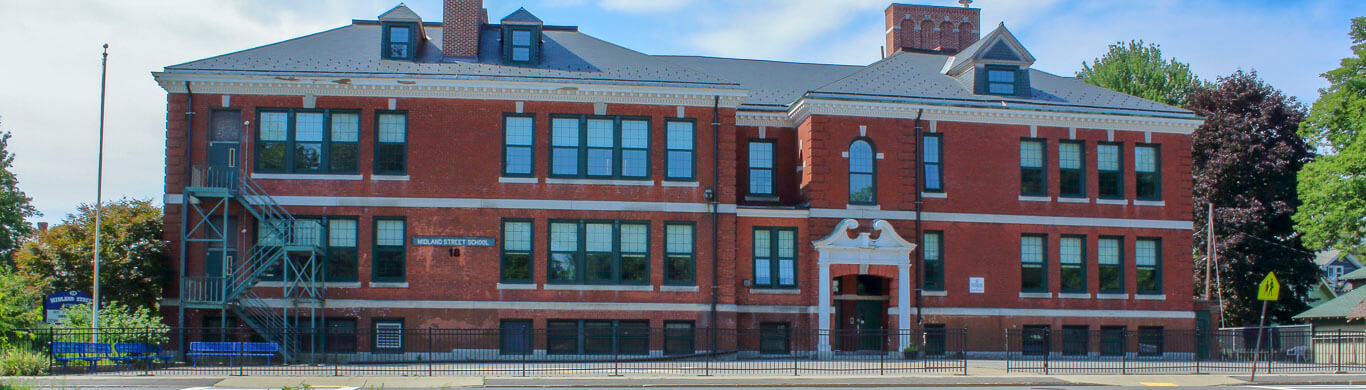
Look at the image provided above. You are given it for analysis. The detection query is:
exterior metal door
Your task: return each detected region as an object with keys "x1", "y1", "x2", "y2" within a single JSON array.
[
  {"x1": 856, "y1": 300, "x2": 884, "y2": 351},
  {"x1": 208, "y1": 110, "x2": 242, "y2": 186},
  {"x1": 1196, "y1": 310, "x2": 1211, "y2": 359}
]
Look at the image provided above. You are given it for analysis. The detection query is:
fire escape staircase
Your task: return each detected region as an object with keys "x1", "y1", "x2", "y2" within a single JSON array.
[{"x1": 182, "y1": 166, "x2": 325, "y2": 362}]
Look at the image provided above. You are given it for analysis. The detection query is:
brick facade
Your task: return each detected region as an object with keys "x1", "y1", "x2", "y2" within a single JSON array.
[
  {"x1": 884, "y1": 3, "x2": 981, "y2": 53},
  {"x1": 442, "y1": 0, "x2": 482, "y2": 59}
]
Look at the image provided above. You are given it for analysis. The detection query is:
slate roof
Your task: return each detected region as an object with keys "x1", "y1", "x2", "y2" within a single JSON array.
[
  {"x1": 1317, "y1": 249, "x2": 1346, "y2": 267},
  {"x1": 655, "y1": 56, "x2": 861, "y2": 109},
  {"x1": 501, "y1": 8, "x2": 542, "y2": 24},
  {"x1": 1296, "y1": 283, "x2": 1366, "y2": 320}
]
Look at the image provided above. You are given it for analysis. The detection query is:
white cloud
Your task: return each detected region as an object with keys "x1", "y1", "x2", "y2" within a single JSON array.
[
  {"x1": 682, "y1": 0, "x2": 887, "y2": 61},
  {"x1": 598, "y1": 0, "x2": 693, "y2": 13}
]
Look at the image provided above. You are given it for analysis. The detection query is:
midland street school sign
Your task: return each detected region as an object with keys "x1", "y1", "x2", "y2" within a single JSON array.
[{"x1": 412, "y1": 236, "x2": 495, "y2": 247}]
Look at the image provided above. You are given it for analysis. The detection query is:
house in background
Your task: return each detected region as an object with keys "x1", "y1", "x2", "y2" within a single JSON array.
[{"x1": 1308, "y1": 249, "x2": 1363, "y2": 307}]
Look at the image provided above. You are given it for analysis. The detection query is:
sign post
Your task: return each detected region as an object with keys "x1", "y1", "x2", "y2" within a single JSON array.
[{"x1": 1250, "y1": 272, "x2": 1280, "y2": 382}]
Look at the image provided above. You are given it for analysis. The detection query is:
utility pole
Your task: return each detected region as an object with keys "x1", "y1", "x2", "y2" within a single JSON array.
[
  {"x1": 1205, "y1": 203, "x2": 1213, "y2": 300},
  {"x1": 92, "y1": 43, "x2": 109, "y2": 343}
]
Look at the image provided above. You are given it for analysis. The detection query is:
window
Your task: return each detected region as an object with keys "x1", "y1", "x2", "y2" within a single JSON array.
[
  {"x1": 383, "y1": 24, "x2": 415, "y2": 60},
  {"x1": 510, "y1": 30, "x2": 532, "y2": 62},
  {"x1": 1136, "y1": 238, "x2": 1162, "y2": 294},
  {"x1": 665, "y1": 222, "x2": 696, "y2": 285},
  {"x1": 375, "y1": 112, "x2": 407, "y2": 174},
  {"x1": 923, "y1": 134, "x2": 943, "y2": 192},
  {"x1": 501, "y1": 219, "x2": 533, "y2": 283},
  {"x1": 664, "y1": 321, "x2": 695, "y2": 355},
  {"x1": 986, "y1": 66, "x2": 1018, "y2": 95},
  {"x1": 1059, "y1": 235, "x2": 1085, "y2": 293},
  {"x1": 1059, "y1": 141, "x2": 1084, "y2": 198},
  {"x1": 760, "y1": 322, "x2": 791, "y2": 354},
  {"x1": 1098, "y1": 143, "x2": 1123, "y2": 198},
  {"x1": 546, "y1": 320, "x2": 579, "y2": 355},
  {"x1": 548, "y1": 220, "x2": 649, "y2": 285},
  {"x1": 545, "y1": 320, "x2": 650, "y2": 355},
  {"x1": 549, "y1": 116, "x2": 651, "y2": 179},
  {"x1": 255, "y1": 109, "x2": 361, "y2": 173},
  {"x1": 1138, "y1": 326, "x2": 1164, "y2": 356},
  {"x1": 753, "y1": 227, "x2": 797, "y2": 288},
  {"x1": 1100, "y1": 326, "x2": 1126, "y2": 356},
  {"x1": 1020, "y1": 234, "x2": 1046, "y2": 292},
  {"x1": 748, "y1": 140, "x2": 775, "y2": 196},
  {"x1": 499, "y1": 320, "x2": 532, "y2": 355},
  {"x1": 1020, "y1": 139, "x2": 1046, "y2": 196},
  {"x1": 923, "y1": 231, "x2": 944, "y2": 291},
  {"x1": 256, "y1": 218, "x2": 322, "y2": 281},
  {"x1": 374, "y1": 319, "x2": 403, "y2": 354},
  {"x1": 616, "y1": 321, "x2": 649, "y2": 355},
  {"x1": 503, "y1": 27, "x2": 540, "y2": 64},
  {"x1": 1098, "y1": 237, "x2": 1124, "y2": 293},
  {"x1": 1062, "y1": 325, "x2": 1088, "y2": 356},
  {"x1": 326, "y1": 218, "x2": 358, "y2": 282},
  {"x1": 583, "y1": 320, "x2": 612, "y2": 354},
  {"x1": 924, "y1": 324, "x2": 947, "y2": 356},
  {"x1": 325, "y1": 318, "x2": 357, "y2": 353},
  {"x1": 1135, "y1": 145, "x2": 1161, "y2": 200},
  {"x1": 373, "y1": 218, "x2": 406, "y2": 282},
  {"x1": 502, "y1": 115, "x2": 534, "y2": 176},
  {"x1": 849, "y1": 139, "x2": 876, "y2": 204},
  {"x1": 1022, "y1": 325, "x2": 1049, "y2": 356},
  {"x1": 666, "y1": 120, "x2": 695, "y2": 180}
]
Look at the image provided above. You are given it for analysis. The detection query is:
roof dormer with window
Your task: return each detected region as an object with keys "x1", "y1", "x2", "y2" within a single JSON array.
[
  {"x1": 500, "y1": 8, "x2": 544, "y2": 65},
  {"x1": 943, "y1": 23, "x2": 1035, "y2": 98},
  {"x1": 379, "y1": 4, "x2": 426, "y2": 61}
]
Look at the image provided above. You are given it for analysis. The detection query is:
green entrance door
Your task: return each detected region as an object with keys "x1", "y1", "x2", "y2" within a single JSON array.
[{"x1": 856, "y1": 300, "x2": 884, "y2": 351}]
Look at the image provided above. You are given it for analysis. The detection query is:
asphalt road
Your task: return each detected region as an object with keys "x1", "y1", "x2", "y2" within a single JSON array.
[{"x1": 9, "y1": 378, "x2": 1366, "y2": 390}]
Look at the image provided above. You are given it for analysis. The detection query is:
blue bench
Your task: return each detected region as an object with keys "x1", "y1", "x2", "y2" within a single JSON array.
[
  {"x1": 52, "y1": 342, "x2": 113, "y2": 373},
  {"x1": 112, "y1": 343, "x2": 176, "y2": 369},
  {"x1": 187, "y1": 341, "x2": 279, "y2": 366}
]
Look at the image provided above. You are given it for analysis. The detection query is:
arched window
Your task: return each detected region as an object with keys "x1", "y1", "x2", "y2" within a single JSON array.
[{"x1": 849, "y1": 139, "x2": 876, "y2": 204}]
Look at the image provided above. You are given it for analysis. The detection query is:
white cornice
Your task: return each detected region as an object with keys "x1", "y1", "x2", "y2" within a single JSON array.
[
  {"x1": 778, "y1": 98, "x2": 1201, "y2": 134},
  {"x1": 735, "y1": 111, "x2": 789, "y2": 127},
  {"x1": 152, "y1": 72, "x2": 747, "y2": 108}
]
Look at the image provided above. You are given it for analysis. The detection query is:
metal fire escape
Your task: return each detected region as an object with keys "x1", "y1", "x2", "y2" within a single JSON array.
[{"x1": 179, "y1": 165, "x2": 325, "y2": 362}]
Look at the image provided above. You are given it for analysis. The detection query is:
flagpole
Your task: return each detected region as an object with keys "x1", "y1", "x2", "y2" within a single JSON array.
[{"x1": 92, "y1": 43, "x2": 108, "y2": 343}]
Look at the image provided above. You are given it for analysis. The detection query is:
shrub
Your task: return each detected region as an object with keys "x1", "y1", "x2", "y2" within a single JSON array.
[
  {"x1": 0, "y1": 349, "x2": 47, "y2": 376},
  {"x1": 58, "y1": 302, "x2": 169, "y2": 344}
]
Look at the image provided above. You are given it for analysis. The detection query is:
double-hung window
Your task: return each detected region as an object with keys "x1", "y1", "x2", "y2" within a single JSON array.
[
  {"x1": 666, "y1": 120, "x2": 695, "y2": 180},
  {"x1": 923, "y1": 134, "x2": 943, "y2": 192},
  {"x1": 586, "y1": 118, "x2": 615, "y2": 177},
  {"x1": 1059, "y1": 141, "x2": 1084, "y2": 198},
  {"x1": 326, "y1": 218, "x2": 358, "y2": 282},
  {"x1": 508, "y1": 29, "x2": 534, "y2": 63},
  {"x1": 1136, "y1": 238, "x2": 1161, "y2": 294},
  {"x1": 375, "y1": 112, "x2": 407, "y2": 174},
  {"x1": 548, "y1": 220, "x2": 648, "y2": 284},
  {"x1": 986, "y1": 66, "x2": 1018, "y2": 95},
  {"x1": 753, "y1": 227, "x2": 797, "y2": 288},
  {"x1": 383, "y1": 24, "x2": 414, "y2": 60},
  {"x1": 923, "y1": 231, "x2": 944, "y2": 291},
  {"x1": 849, "y1": 139, "x2": 876, "y2": 204},
  {"x1": 1135, "y1": 145, "x2": 1161, "y2": 200},
  {"x1": 549, "y1": 116, "x2": 651, "y2": 179},
  {"x1": 1020, "y1": 234, "x2": 1046, "y2": 292},
  {"x1": 551, "y1": 117, "x2": 581, "y2": 176},
  {"x1": 1059, "y1": 235, "x2": 1085, "y2": 293},
  {"x1": 620, "y1": 119, "x2": 649, "y2": 178},
  {"x1": 502, "y1": 115, "x2": 534, "y2": 176},
  {"x1": 501, "y1": 219, "x2": 533, "y2": 283},
  {"x1": 256, "y1": 109, "x2": 360, "y2": 173},
  {"x1": 1020, "y1": 139, "x2": 1046, "y2": 196},
  {"x1": 748, "y1": 140, "x2": 775, "y2": 196},
  {"x1": 1098, "y1": 236, "x2": 1123, "y2": 293},
  {"x1": 1098, "y1": 143, "x2": 1123, "y2": 198},
  {"x1": 665, "y1": 222, "x2": 696, "y2": 285},
  {"x1": 373, "y1": 218, "x2": 406, "y2": 282}
]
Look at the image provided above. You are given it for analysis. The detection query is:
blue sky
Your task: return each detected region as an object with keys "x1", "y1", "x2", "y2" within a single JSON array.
[{"x1": 0, "y1": 0, "x2": 1363, "y2": 224}]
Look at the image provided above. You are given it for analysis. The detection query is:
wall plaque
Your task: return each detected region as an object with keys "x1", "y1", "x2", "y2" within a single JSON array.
[{"x1": 412, "y1": 236, "x2": 495, "y2": 247}]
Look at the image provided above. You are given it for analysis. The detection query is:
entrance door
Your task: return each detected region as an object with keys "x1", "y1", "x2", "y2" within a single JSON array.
[
  {"x1": 856, "y1": 300, "x2": 884, "y2": 351},
  {"x1": 1195, "y1": 310, "x2": 1211, "y2": 359},
  {"x1": 208, "y1": 110, "x2": 242, "y2": 187}
]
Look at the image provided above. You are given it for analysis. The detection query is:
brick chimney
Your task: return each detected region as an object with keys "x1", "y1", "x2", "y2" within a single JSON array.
[
  {"x1": 443, "y1": 0, "x2": 484, "y2": 60},
  {"x1": 884, "y1": 2, "x2": 981, "y2": 54}
]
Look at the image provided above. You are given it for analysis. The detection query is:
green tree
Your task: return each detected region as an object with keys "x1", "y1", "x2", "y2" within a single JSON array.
[
  {"x1": 0, "y1": 116, "x2": 39, "y2": 267},
  {"x1": 12, "y1": 198, "x2": 168, "y2": 310},
  {"x1": 0, "y1": 271, "x2": 42, "y2": 347},
  {"x1": 1078, "y1": 40, "x2": 1204, "y2": 107},
  {"x1": 1188, "y1": 70, "x2": 1316, "y2": 324},
  {"x1": 58, "y1": 302, "x2": 169, "y2": 344},
  {"x1": 1296, "y1": 17, "x2": 1366, "y2": 251}
]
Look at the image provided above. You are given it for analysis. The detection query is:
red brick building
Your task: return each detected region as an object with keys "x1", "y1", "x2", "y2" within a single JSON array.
[{"x1": 154, "y1": 1, "x2": 1204, "y2": 356}]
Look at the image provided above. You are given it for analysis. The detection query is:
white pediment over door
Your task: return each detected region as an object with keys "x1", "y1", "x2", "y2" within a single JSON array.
[{"x1": 811, "y1": 219, "x2": 916, "y2": 266}]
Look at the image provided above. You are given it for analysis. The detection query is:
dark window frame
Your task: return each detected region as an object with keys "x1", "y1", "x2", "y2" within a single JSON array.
[
  {"x1": 324, "y1": 317, "x2": 358, "y2": 353},
  {"x1": 1061, "y1": 325, "x2": 1089, "y2": 356},
  {"x1": 1138, "y1": 326, "x2": 1165, "y2": 357},
  {"x1": 381, "y1": 22, "x2": 419, "y2": 61},
  {"x1": 759, "y1": 322, "x2": 792, "y2": 355},
  {"x1": 500, "y1": 218, "x2": 534, "y2": 283},
  {"x1": 984, "y1": 64, "x2": 1020, "y2": 96},
  {"x1": 1136, "y1": 237, "x2": 1163, "y2": 294},
  {"x1": 665, "y1": 119, "x2": 697, "y2": 181},
  {"x1": 747, "y1": 138, "x2": 777, "y2": 196},
  {"x1": 753, "y1": 226, "x2": 798, "y2": 289},
  {"x1": 922, "y1": 133, "x2": 944, "y2": 192},
  {"x1": 1098, "y1": 236, "x2": 1125, "y2": 294},
  {"x1": 501, "y1": 113, "x2": 536, "y2": 177},
  {"x1": 324, "y1": 216, "x2": 360, "y2": 283},
  {"x1": 373, "y1": 110, "x2": 408, "y2": 175},
  {"x1": 1059, "y1": 140, "x2": 1086, "y2": 198},
  {"x1": 547, "y1": 115, "x2": 653, "y2": 180},
  {"x1": 923, "y1": 231, "x2": 945, "y2": 291},
  {"x1": 663, "y1": 321, "x2": 696, "y2": 355},
  {"x1": 253, "y1": 108, "x2": 361, "y2": 174},
  {"x1": 1097, "y1": 142, "x2": 1124, "y2": 199},
  {"x1": 1020, "y1": 138, "x2": 1047, "y2": 196},
  {"x1": 1020, "y1": 233, "x2": 1048, "y2": 292},
  {"x1": 502, "y1": 26, "x2": 541, "y2": 65},
  {"x1": 1059, "y1": 234, "x2": 1086, "y2": 293},
  {"x1": 1135, "y1": 143, "x2": 1162, "y2": 201},
  {"x1": 664, "y1": 221, "x2": 697, "y2": 285},
  {"x1": 848, "y1": 137, "x2": 877, "y2": 205},
  {"x1": 546, "y1": 219, "x2": 651, "y2": 285},
  {"x1": 544, "y1": 319, "x2": 650, "y2": 355},
  {"x1": 371, "y1": 217, "x2": 407, "y2": 283}
]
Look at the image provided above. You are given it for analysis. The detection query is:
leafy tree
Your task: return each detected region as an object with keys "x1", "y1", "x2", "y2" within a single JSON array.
[
  {"x1": 12, "y1": 198, "x2": 168, "y2": 310},
  {"x1": 0, "y1": 271, "x2": 42, "y2": 347},
  {"x1": 0, "y1": 116, "x2": 39, "y2": 267},
  {"x1": 58, "y1": 302, "x2": 169, "y2": 344},
  {"x1": 1296, "y1": 17, "x2": 1366, "y2": 251},
  {"x1": 1078, "y1": 40, "x2": 1204, "y2": 107},
  {"x1": 1188, "y1": 70, "x2": 1315, "y2": 324}
]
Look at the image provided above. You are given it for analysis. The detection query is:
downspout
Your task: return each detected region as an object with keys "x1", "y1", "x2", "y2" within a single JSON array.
[
  {"x1": 178, "y1": 81, "x2": 195, "y2": 356},
  {"x1": 709, "y1": 96, "x2": 720, "y2": 344},
  {"x1": 912, "y1": 109, "x2": 924, "y2": 327}
]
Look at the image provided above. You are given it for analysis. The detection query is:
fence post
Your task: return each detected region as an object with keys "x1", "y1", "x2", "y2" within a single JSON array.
[
  {"x1": 879, "y1": 330, "x2": 885, "y2": 376},
  {"x1": 1194, "y1": 330, "x2": 1201, "y2": 375},
  {"x1": 703, "y1": 328, "x2": 711, "y2": 377},
  {"x1": 613, "y1": 331, "x2": 621, "y2": 377},
  {"x1": 1121, "y1": 329, "x2": 1127, "y2": 375},
  {"x1": 961, "y1": 328, "x2": 968, "y2": 376},
  {"x1": 1043, "y1": 329, "x2": 1050, "y2": 376},
  {"x1": 427, "y1": 328, "x2": 433, "y2": 376},
  {"x1": 521, "y1": 328, "x2": 528, "y2": 377},
  {"x1": 792, "y1": 328, "x2": 799, "y2": 377},
  {"x1": 1338, "y1": 329, "x2": 1345, "y2": 373}
]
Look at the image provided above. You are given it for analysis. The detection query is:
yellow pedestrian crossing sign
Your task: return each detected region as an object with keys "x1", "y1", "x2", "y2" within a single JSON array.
[{"x1": 1258, "y1": 272, "x2": 1280, "y2": 301}]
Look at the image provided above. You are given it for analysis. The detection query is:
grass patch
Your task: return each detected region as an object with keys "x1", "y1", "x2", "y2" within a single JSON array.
[{"x1": 0, "y1": 349, "x2": 48, "y2": 376}]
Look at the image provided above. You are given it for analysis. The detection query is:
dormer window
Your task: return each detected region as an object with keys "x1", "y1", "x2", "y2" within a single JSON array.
[
  {"x1": 377, "y1": 4, "x2": 425, "y2": 61},
  {"x1": 986, "y1": 65, "x2": 1019, "y2": 95},
  {"x1": 385, "y1": 24, "x2": 413, "y2": 59},
  {"x1": 508, "y1": 28, "x2": 536, "y2": 62},
  {"x1": 500, "y1": 8, "x2": 545, "y2": 65}
]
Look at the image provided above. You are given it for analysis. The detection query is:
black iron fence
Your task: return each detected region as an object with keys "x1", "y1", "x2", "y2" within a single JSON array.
[
  {"x1": 1005, "y1": 327, "x2": 1366, "y2": 374},
  {"x1": 23, "y1": 326, "x2": 967, "y2": 376}
]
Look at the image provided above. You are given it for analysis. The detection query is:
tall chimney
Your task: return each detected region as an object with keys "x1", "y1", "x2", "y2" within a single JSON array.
[
  {"x1": 884, "y1": 3, "x2": 981, "y2": 54},
  {"x1": 443, "y1": 0, "x2": 483, "y2": 60}
]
